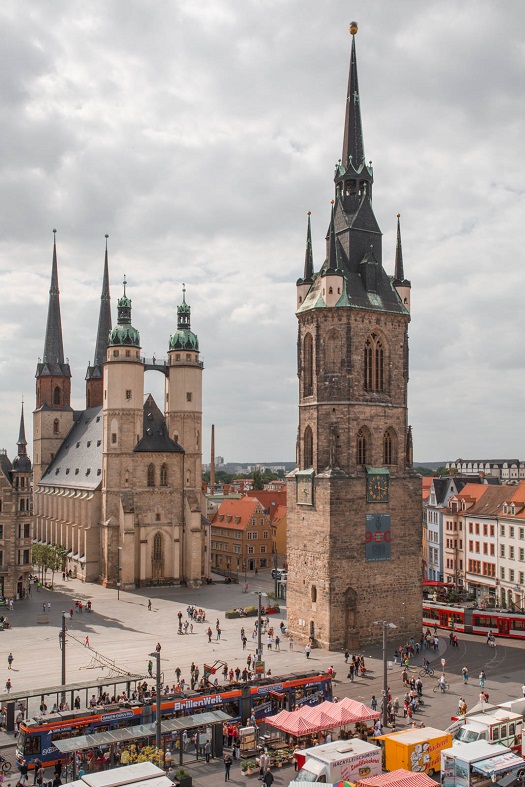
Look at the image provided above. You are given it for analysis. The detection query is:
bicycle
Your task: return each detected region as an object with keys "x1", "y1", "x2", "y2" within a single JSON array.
[
  {"x1": 419, "y1": 668, "x2": 434, "y2": 678},
  {"x1": 0, "y1": 755, "x2": 11, "y2": 773},
  {"x1": 433, "y1": 680, "x2": 449, "y2": 693}
]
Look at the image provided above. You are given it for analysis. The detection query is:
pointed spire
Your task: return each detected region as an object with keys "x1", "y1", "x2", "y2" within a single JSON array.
[
  {"x1": 43, "y1": 229, "x2": 65, "y2": 365},
  {"x1": 17, "y1": 401, "x2": 27, "y2": 456},
  {"x1": 303, "y1": 212, "x2": 314, "y2": 281},
  {"x1": 326, "y1": 201, "x2": 341, "y2": 272},
  {"x1": 342, "y1": 22, "x2": 365, "y2": 171},
  {"x1": 394, "y1": 213, "x2": 405, "y2": 282},
  {"x1": 93, "y1": 235, "x2": 112, "y2": 368},
  {"x1": 406, "y1": 425, "x2": 413, "y2": 468}
]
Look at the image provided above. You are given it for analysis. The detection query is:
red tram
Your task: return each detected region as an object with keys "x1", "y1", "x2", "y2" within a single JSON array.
[{"x1": 423, "y1": 600, "x2": 525, "y2": 639}]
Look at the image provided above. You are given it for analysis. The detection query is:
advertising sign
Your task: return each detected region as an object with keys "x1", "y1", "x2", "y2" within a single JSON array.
[{"x1": 365, "y1": 513, "x2": 391, "y2": 561}]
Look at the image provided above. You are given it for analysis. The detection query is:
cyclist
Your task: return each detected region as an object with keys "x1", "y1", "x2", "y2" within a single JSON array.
[
  {"x1": 439, "y1": 673, "x2": 447, "y2": 692},
  {"x1": 423, "y1": 658, "x2": 430, "y2": 675}
]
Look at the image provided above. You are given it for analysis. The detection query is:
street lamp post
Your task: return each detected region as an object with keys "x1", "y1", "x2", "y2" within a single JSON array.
[
  {"x1": 373, "y1": 620, "x2": 397, "y2": 729},
  {"x1": 273, "y1": 551, "x2": 278, "y2": 598},
  {"x1": 60, "y1": 611, "x2": 66, "y2": 703},
  {"x1": 149, "y1": 650, "x2": 162, "y2": 750},
  {"x1": 117, "y1": 546, "x2": 122, "y2": 600}
]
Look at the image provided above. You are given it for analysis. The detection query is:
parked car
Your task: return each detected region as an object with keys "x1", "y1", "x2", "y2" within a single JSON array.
[{"x1": 271, "y1": 568, "x2": 288, "y2": 580}]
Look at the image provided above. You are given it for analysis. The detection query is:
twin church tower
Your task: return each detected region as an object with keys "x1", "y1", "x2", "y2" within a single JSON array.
[
  {"x1": 286, "y1": 24, "x2": 421, "y2": 649},
  {"x1": 33, "y1": 233, "x2": 207, "y2": 586}
]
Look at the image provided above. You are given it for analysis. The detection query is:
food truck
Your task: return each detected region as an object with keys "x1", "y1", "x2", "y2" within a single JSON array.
[
  {"x1": 376, "y1": 726, "x2": 452, "y2": 776},
  {"x1": 447, "y1": 708, "x2": 523, "y2": 751},
  {"x1": 292, "y1": 740, "x2": 382, "y2": 783},
  {"x1": 441, "y1": 740, "x2": 525, "y2": 786}
]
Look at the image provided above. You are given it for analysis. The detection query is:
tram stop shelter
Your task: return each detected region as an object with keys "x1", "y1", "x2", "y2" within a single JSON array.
[
  {"x1": 55, "y1": 710, "x2": 232, "y2": 780},
  {"x1": 62, "y1": 761, "x2": 172, "y2": 787}
]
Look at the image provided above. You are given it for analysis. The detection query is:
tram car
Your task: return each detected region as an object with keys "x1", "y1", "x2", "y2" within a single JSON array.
[
  {"x1": 423, "y1": 600, "x2": 525, "y2": 639},
  {"x1": 16, "y1": 670, "x2": 331, "y2": 768}
]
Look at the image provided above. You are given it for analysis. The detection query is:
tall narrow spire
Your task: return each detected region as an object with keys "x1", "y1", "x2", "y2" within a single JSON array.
[
  {"x1": 94, "y1": 236, "x2": 112, "y2": 368},
  {"x1": 341, "y1": 22, "x2": 365, "y2": 171},
  {"x1": 17, "y1": 401, "x2": 27, "y2": 456},
  {"x1": 43, "y1": 230, "x2": 65, "y2": 366},
  {"x1": 303, "y1": 212, "x2": 314, "y2": 281},
  {"x1": 393, "y1": 213, "x2": 405, "y2": 282}
]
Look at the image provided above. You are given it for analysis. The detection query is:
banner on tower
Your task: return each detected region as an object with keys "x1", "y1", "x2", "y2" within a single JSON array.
[{"x1": 365, "y1": 513, "x2": 391, "y2": 562}]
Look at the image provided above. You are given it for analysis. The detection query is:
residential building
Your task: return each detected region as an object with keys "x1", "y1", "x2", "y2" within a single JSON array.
[
  {"x1": 210, "y1": 497, "x2": 275, "y2": 574},
  {"x1": 446, "y1": 459, "x2": 525, "y2": 482},
  {"x1": 463, "y1": 486, "x2": 509, "y2": 601},
  {"x1": 0, "y1": 405, "x2": 33, "y2": 599}
]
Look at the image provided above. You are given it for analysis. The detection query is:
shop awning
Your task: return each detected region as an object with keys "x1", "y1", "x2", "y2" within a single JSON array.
[
  {"x1": 472, "y1": 751, "x2": 525, "y2": 776},
  {"x1": 423, "y1": 580, "x2": 450, "y2": 587}
]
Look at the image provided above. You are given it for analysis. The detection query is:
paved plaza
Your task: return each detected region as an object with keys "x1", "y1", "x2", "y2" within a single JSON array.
[{"x1": 1, "y1": 572, "x2": 525, "y2": 786}]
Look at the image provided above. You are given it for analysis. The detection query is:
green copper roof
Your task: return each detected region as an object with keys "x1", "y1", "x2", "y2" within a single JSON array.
[
  {"x1": 108, "y1": 277, "x2": 141, "y2": 348},
  {"x1": 169, "y1": 285, "x2": 199, "y2": 352}
]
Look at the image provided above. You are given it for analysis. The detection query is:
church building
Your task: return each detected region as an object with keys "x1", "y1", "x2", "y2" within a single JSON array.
[
  {"x1": 286, "y1": 24, "x2": 422, "y2": 649},
  {"x1": 33, "y1": 233, "x2": 209, "y2": 587}
]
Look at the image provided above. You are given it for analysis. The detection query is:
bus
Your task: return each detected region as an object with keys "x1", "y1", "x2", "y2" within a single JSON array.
[{"x1": 16, "y1": 670, "x2": 331, "y2": 768}]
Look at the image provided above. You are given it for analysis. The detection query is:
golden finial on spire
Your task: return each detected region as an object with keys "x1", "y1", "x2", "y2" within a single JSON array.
[
  {"x1": 330, "y1": 200, "x2": 335, "y2": 205},
  {"x1": 349, "y1": 21, "x2": 358, "y2": 35},
  {"x1": 397, "y1": 213, "x2": 401, "y2": 219},
  {"x1": 307, "y1": 211, "x2": 311, "y2": 216}
]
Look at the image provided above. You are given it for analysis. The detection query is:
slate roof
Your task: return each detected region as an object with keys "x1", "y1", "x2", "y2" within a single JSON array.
[
  {"x1": 0, "y1": 453, "x2": 13, "y2": 482},
  {"x1": 134, "y1": 395, "x2": 183, "y2": 453},
  {"x1": 39, "y1": 407, "x2": 103, "y2": 491}
]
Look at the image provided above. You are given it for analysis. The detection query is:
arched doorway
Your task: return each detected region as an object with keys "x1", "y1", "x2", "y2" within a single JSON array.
[{"x1": 152, "y1": 532, "x2": 164, "y2": 580}]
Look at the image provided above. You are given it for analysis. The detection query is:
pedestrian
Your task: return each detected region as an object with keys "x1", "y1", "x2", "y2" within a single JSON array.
[
  {"x1": 263, "y1": 769, "x2": 274, "y2": 787},
  {"x1": 205, "y1": 739, "x2": 211, "y2": 763},
  {"x1": 305, "y1": 643, "x2": 311, "y2": 659},
  {"x1": 348, "y1": 662, "x2": 355, "y2": 681},
  {"x1": 36, "y1": 764, "x2": 44, "y2": 787},
  {"x1": 156, "y1": 642, "x2": 161, "y2": 652},
  {"x1": 289, "y1": 636, "x2": 294, "y2": 651},
  {"x1": 217, "y1": 627, "x2": 221, "y2": 640},
  {"x1": 522, "y1": 682, "x2": 525, "y2": 698},
  {"x1": 42, "y1": 603, "x2": 46, "y2": 612},
  {"x1": 19, "y1": 759, "x2": 29, "y2": 785},
  {"x1": 207, "y1": 627, "x2": 212, "y2": 643},
  {"x1": 47, "y1": 602, "x2": 51, "y2": 612},
  {"x1": 84, "y1": 636, "x2": 89, "y2": 647},
  {"x1": 148, "y1": 660, "x2": 153, "y2": 677},
  {"x1": 148, "y1": 600, "x2": 152, "y2": 611},
  {"x1": 69, "y1": 608, "x2": 73, "y2": 619},
  {"x1": 5, "y1": 678, "x2": 12, "y2": 693},
  {"x1": 371, "y1": 695, "x2": 377, "y2": 711},
  {"x1": 7, "y1": 652, "x2": 13, "y2": 670},
  {"x1": 479, "y1": 670, "x2": 486, "y2": 688},
  {"x1": 275, "y1": 635, "x2": 280, "y2": 651},
  {"x1": 33, "y1": 760, "x2": 41, "y2": 785},
  {"x1": 462, "y1": 666, "x2": 469, "y2": 684},
  {"x1": 224, "y1": 753, "x2": 233, "y2": 781}
]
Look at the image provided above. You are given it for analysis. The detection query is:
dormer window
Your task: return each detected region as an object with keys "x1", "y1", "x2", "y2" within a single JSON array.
[{"x1": 503, "y1": 503, "x2": 508, "y2": 515}]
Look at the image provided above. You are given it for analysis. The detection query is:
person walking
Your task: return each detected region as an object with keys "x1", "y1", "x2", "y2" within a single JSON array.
[
  {"x1": 204, "y1": 739, "x2": 211, "y2": 763},
  {"x1": 207, "y1": 627, "x2": 212, "y2": 643},
  {"x1": 224, "y1": 753, "x2": 233, "y2": 781},
  {"x1": 7, "y1": 652, "x2": 13, "y2": 670},
  {"x1": 289, "y1": 636, "x2": 294, "y2": 651},
  {"x1": 371, "y1": 695, "x2": 377, "y2": 711},
  {"x1": 462, "y1": 666, "x2": 469, "y2": 684},
  {"x1": 36, "y1": 764, "x2": 44, "y2": 787},
  {"x1": 275, "y1": 635, "x2": 280, "y2": 651},
  {"x1": 305, "y1": 643, "x2": 311, "y2": 659},
  {"x1": 263, "y1": 769, "x2": 274, "y2": 787},
  {"x1": 5, "y1": 678, "x2": 12, "y2": 693},
  {"x1": 148, "y1": 600, "x2": 152, "y2": 611},
  {"x1": 147, "y1": 660, "x2": 153, "y2": 677},
  {"x1": 479, "y1": 670, "x2": 486, "y2": 688},
  {"x1": 84, "y1": 636, "x2": 89, "y2": 647}
]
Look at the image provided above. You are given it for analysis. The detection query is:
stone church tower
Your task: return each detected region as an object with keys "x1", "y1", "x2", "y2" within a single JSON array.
[
  {"x1": 33, "y1": 235, "x2": 208, "y2": 587},
  {"x1": 286, "y1": 24, "x2": 421, "y2": 650}
]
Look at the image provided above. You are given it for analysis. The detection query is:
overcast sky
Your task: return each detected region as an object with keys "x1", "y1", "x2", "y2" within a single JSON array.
[{"x1": 1, "y1": 1, "x2": 524, "y2": 464}]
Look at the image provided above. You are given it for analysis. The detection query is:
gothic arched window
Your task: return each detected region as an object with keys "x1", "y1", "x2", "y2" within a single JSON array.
[
  {"x1": 303, "y1": 333, "x2": 313, "y2": 397},
  {"x1": 147, "y1": 464, "x2": 155, "y2": 487},
  {"x1": 383, "y1": 428, "x2": 397, "y2": 465},
  {"x1": 53, "y1": 418, "x2": 59, "y2": 435},
  {"x1": 364, "y1": 333, "x2": 385, "y2": 392},
  {"x1": 160, "y1": 464, "x2": 168, "y2": 486},
  {"x1": 53, "y1": 386, "x2": 61, "y2": 405},
  {"x1": 20, "y1": 499, "x2": 25, "y2": 512},
  {"x1": 153, "y1": 532, "x2": 163, "y2": 562},
  {"x1": 304, "y1": 426, "x2": 313, "y2": 469},
  {"x1": 357, "y1": 427, "x2": 369, "y2": 465}
]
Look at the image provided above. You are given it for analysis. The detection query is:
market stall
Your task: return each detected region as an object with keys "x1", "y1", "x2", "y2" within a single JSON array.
[{"x1": 356, "y1": 767, "x2": 438, "y2": 786}]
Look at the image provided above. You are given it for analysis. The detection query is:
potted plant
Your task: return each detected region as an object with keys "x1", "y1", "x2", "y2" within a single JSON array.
[{"x1": 174, "y1": 767, "x2": 192, "y2": 787}]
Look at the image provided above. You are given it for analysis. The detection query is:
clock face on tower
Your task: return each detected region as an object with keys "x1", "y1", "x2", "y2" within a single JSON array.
[
  {"x1": 296, "y1": 475, "x2": 314, "y2": 506},
  {"x1": 366, "y1": 473, "x2": 389, "y2": 503}
]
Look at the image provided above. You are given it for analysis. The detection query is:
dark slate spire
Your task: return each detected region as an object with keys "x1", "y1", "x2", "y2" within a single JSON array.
[
  {"x1": 86, "y1": 235, "x2": 112, "y2": 380},
  {"x1": 43, "y1": 230, "x2": 65, "y2": 365},
  {"x1": 17, "y1": 401, "x2": 27, "y2": 455},
  {"x1": 13, "y1": 401, "x2": 31, "y2": 472},
  {"x1": 394, "y1": 214, "x2": 405, "y2": 282},
  {"x1": 342, "y1": 22, "x2": 365, "y2": 171},
  {"x1": 303, "y1": 212, "x2": 314, "y2": 282}
]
